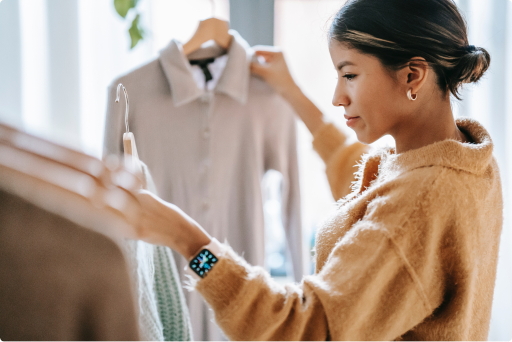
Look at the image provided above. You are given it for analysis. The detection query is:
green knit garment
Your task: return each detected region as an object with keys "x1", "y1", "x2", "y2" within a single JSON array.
[
  {"x1": 153, "y1": 246, "x2": 193, "y2": 341},
  {"x1": 140, "y1": 162, "x2": 193, "y2": 341}
]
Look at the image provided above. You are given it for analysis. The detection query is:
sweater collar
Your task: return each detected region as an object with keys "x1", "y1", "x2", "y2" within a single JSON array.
[
  {"x1": 356, "y1": 118, "x2": 494, "y2": 194},
  {"x1": 385, "y1": 117, "x2": 493, "y2": 175},
  {"x1": 158, "y1": 30, "x2": 251, "y2": 107}
]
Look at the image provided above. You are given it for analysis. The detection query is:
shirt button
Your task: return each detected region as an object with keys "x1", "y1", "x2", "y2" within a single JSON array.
[
  {"x1": 201, "y1": 161, "x2": 209, "y2": 173},
  {"x1": 202, "y1": 200, "x2": 210, "y2": 210},
  {"x1": 202, "y1": 127, "x2": 210, "y2": 139}
]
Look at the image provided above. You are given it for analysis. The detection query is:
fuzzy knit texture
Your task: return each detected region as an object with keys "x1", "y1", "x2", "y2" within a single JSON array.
[
  {"x1": 194, "y1": 117, "x2": 503, "y2": 341},
  {"x1": 153, "y1": 245, "x2": 193, "y2": 341},
  {"x1": 121, "y1": 162, "x2": 193, "y2": 341},
  {"x1": 143, "y1": 163, "x2": 194, "y2": 341}
]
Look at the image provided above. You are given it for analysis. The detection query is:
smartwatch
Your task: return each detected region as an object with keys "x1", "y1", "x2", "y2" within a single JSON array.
[{"x1": 186, "y1": 238, "x2": 222, "y2": 279}]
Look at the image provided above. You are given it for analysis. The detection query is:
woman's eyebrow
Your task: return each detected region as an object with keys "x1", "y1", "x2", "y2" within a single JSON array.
[{"x1": 336, "y1": 61, "x2": 356, "y2": 71}]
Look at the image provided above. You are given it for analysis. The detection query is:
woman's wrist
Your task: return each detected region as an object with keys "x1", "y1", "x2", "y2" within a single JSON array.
[
  {"x1": 168, "y1": 215, "x2": 212, "y2": 260},
  {"x1": 280, "y1": 85, "x2": 325, "y2": 136},
  {"x1": 280, "y1": 83, "x2": 303, "y2": 103},
  {"x1": 183, "y1": 228, "x2": 211, "y2": 261}
]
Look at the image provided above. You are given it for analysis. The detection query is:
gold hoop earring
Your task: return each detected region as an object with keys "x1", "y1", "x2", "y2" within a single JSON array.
[{"x1": 407, "y1": 89, "x2": 417, "y2": 101}]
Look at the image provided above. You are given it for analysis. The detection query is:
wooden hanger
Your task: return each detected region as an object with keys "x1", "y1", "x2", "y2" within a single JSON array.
[{"x1": 182, "y1": 17, "x2": 233, "y2": 56}]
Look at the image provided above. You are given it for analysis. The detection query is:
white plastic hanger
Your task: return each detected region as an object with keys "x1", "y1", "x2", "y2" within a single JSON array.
[{"x1": 116, "y1": 83, "x2": 143, "y2": 177}]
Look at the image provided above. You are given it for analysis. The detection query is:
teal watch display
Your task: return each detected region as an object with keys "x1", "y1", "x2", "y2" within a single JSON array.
[{"x1": 189, "y1": 249, "x2": 219, "y2": 278}]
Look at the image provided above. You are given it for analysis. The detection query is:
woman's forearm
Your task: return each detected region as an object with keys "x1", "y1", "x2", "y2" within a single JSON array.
[{"x1": 282, "y1": 85, "x2": 325, "y2": 136}]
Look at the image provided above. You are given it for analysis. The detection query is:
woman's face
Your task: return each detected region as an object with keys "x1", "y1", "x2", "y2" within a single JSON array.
[{"x1": 329, "y1": 41, "x2": 408, "y2": 144}]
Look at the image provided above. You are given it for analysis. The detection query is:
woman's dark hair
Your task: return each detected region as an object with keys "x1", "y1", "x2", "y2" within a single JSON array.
[{"x1": 329, "y1": 0, "x2": 490, "y2": 99}]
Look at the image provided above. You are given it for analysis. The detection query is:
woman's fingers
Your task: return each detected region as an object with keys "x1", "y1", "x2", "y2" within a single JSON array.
[
  {"x1": 250, "y1": 48, "x2": 296, "y2": 96},
  {"x1": 253, "y1": 45, "x2": 280, "y2": 53},
  {"x1": 250, "y1": 61, "x2": 268, "y2": 78},
  {"x1": 253, "y1": 46, "x2": 283, "y2": 62}
]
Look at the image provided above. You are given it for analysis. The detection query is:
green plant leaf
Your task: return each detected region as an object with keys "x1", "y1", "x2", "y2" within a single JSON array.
[
  {"x1": 129, "y1": 14, "x2": 144, "y2": 49},
  {"x1": 114, "y1": 0, "x2": 135, "y2": 18}
]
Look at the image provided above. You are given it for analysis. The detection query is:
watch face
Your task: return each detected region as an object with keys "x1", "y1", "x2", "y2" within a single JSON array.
[{"x1": 189, "y1": 249, "x2": 218, "y2": 278}]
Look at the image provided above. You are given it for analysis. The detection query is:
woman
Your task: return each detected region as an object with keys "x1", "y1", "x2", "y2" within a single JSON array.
[{"x1": 134, "y1": 0, "x2": 503, "y2": 339}]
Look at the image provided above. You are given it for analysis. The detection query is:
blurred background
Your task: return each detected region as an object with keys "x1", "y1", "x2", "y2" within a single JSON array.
[{"x1": 0, "y1": 0, "x2": 510, "y2": 340}]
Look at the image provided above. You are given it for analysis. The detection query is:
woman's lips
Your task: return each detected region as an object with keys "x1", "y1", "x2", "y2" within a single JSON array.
[{"x1": 344, "y1": 114, "x2": 361, "y2": 128}]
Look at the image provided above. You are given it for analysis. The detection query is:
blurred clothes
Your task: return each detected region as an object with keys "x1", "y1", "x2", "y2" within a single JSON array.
[
  {"x1": 123, "y1": 239, "x2": 164, "y2": 341},
  {"x1": 0, "y1": 189, "x2": 139, "y2": 341},
  {"x1": 104, "y1": 31, "x2": 302, "y2": 340},
  {"x1": 194, "y1": 117, "x2": 503, "y2": 340},
  {"x1": 121, "y1": 162, "x2": 193, "y2": 341},
  {"x1": 141, "y1": 162, "x2": 194, "y2": 342}
]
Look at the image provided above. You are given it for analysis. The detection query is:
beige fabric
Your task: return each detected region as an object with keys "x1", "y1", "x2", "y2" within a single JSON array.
[
  {"x1": 0, "y1": 189, "x2": 139, "y2": 341},
  {"x1": 104, "y1": 32, "x2": 303, "y2": 340},
  {"x1": 194, "y1": 117, "x2": 503, "y2": 341}
]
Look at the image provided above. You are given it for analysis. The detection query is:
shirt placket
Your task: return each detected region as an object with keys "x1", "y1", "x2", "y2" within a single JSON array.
[{"x1": 198, "y1": 90, "x2": 214, "y2": 232}]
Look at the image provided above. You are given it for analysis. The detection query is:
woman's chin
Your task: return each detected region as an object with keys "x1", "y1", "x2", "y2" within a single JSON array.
[{"x1": 355, "y1": 130, "x2": 379, "y2": 145}]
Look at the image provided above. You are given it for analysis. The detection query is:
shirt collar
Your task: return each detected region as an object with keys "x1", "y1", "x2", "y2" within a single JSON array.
[{"x1": 159, "y1": 30, "x2": 251, "y2": 107}]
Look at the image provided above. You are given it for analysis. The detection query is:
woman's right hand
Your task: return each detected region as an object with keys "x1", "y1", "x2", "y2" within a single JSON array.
[
  {"x1": 135, "y1": 190, "x2": 211, "y2": 260},
  {"x1": 250, "y1": 47, "x2": 300, "y2": 98},
  {"x1": 251, "y1": 46, "x2": 326, "y2": 135}
]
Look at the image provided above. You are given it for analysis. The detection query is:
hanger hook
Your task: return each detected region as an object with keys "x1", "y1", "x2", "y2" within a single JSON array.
[{"x1": 115, "y1": 83, "x2": 129, "y2": 133}]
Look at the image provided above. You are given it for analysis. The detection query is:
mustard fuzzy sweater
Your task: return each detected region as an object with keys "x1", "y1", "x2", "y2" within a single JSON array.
[{"x1": 195, "y1": 117, "x2": 503, "y2": 340}]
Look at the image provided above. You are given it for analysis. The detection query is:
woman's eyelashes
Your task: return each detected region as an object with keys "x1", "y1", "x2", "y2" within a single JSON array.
[{"x1": 342, "y1": 73, "x2": 357, "y2": 81}]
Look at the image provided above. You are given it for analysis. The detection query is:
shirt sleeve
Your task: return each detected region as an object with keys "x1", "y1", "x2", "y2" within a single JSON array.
[
  {"x1": 312, "y1": 123, "x2": 370, "y2": 201},
  {"x1": 194, "y1": 184, "x2": 445, "y2": 341},
  {"x1": 263, "y1": 105, "x2": 303, "y2": 282}
]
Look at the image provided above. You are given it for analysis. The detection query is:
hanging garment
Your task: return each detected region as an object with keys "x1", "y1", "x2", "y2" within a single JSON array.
[
  {"x1": 114, "y1": 80, "x2": 193, "y2": 341},
  {"x1": 0, "y1": 125, "x2": 141, "y2": 341},
  {"x1": 103, "y1": 31, "x2": 303, "y2": 341},
  {"x1": 121, "y1": 161, "x2": 193, "y2": 341},
  {"x1": 0, "y1": 189, "x2": 139, "y2": 341}
]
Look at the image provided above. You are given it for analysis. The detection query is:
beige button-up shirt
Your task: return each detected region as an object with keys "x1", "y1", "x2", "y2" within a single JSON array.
[{"x1": 103, "y1": 31, "x2": 302, "y2": 341}]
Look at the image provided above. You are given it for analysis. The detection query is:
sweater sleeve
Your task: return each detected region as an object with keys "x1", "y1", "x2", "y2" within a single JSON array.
[
  {"x1": 312, "y1": 123, "x2": 370, "y2": 201},
  {"x1": 194, "y1": 185, "x2": 445, "y2": 340}
]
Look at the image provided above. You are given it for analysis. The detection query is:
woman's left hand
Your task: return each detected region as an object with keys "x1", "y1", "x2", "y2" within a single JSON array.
[{"x1": 135, "y1": 190, "x2": 212, "y2": 260}]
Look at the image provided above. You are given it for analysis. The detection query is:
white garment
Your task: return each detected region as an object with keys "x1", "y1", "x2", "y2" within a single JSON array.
[
  {"x1": 121, "y1": 163, "x2": 163, "y2": 341},
  {"x1": 121, "y1": 162, "x2": 193, "y2": 341},
  {"x1": 103, "y1": 31, "x2": 302, "y2": 341},
  {"x1": 122, "y1": 240, "x2": 163, "y2": 341}
]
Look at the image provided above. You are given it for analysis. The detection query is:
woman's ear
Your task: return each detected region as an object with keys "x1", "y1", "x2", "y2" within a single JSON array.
[{"x1": 405, "y1": 57, "x2": 429, "y2": 95}]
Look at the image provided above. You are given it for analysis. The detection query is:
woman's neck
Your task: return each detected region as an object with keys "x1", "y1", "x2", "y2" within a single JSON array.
[{"x1": 391, "y1": 96, "x2": 468, "y2": 154}]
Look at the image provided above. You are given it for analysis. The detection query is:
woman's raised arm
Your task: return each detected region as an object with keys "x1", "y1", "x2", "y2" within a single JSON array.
[
  {"x1": 251, "y1": 48, "x2": 325, "y2": 136},
  {"x1": 251, "y1": 48, "x2": 369, "y2": 200}
]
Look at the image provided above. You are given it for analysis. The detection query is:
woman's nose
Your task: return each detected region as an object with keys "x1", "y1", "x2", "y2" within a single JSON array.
[{"x1": 332, "y1": 83, "x2": 350, "y2": 107}]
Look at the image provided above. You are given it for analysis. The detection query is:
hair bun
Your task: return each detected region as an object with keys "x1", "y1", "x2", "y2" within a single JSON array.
[
  {"x1": 445, "y1": 45, "x2": 491, "y2": 96},
  {"x1": 463, "y1": 46, "x2": 491, "y2": 84},
  {"x1": 465, "y1": 45, "x2": 476, "y2": 53}
]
